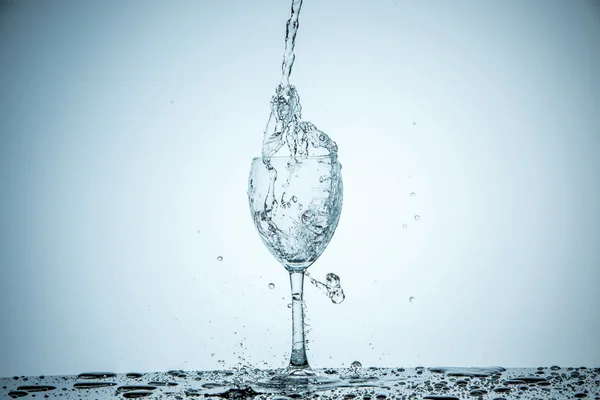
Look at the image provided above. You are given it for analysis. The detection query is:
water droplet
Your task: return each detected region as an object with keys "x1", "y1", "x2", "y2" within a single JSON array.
[
  {"x1": 409, "y1": 296, "x2": 416, "y2": 303},
  {"x1": 73, "y1": 382, "x2": 118, "y2": 389},
  {"x1": 326, "y1": 273, "x2": 341, "y2": 288},
  {"x1": 414, "y1": 215, "x2": 420, "y2": 221},
  {"x1": 77, "y1": 372, "x2": 117, "y2": 380},
  {"x1": 268, "y1": 283, "x2": 275, "y2": 289},
  {"x1": 402, "y1": 223, "x2": 407, "y2": 228},
  {"x1": 301, "y1": 210, "x2": 314, "y2": 224},
  {"x1": 319, "y1": 134, "x2": 325, "y2": 141},
  {"x1": 413, "y1": 121, "x2": 417, "y2": 125},
  {"x1": 291, "y1": 195, "x2": 298, "y2": 202},
  {"x1": 410, "y1": 192, "x2": 415, "y2": 196},
  {"x1": 350, "y1": 361, "x2": 362, "y2": 374},
  {"x1": 326, "y1": 273, "x2": 345, "y2": 304},
  {"x1": 217, "y1": 256, "x2": 223, "y2": 261},
  {"x1": 330, "y1": 290, "x2": 345, "y2": 304},
  {"x1": 287, "y1": 303, "x2": 292, "y2": 308}
]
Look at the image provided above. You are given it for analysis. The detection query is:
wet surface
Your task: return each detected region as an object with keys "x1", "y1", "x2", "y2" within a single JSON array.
[{"x1": 1, "y1": 366, "x2": 599, "y2": 399}]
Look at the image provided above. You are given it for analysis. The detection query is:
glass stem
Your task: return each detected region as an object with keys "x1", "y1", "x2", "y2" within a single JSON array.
[{"x1": 288, "y1": 270, "x2": 310, "y2": 370}]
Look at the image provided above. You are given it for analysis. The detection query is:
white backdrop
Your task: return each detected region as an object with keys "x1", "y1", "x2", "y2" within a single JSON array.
[{"x1": 1, "y1": 0, "x2": 599, "y2": 377}]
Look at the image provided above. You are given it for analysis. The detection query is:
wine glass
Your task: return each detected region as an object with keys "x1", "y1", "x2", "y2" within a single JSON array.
[{"x1": 248, "y1": 155, "x2": 343, "y2": 379}]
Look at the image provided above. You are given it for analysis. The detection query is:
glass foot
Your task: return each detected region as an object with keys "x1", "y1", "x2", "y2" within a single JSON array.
[
  {"x1": 252, "y1": 368, "x2": 346, "y2": 393},
  {"x1": 285, "y1": 365, "x2": 316, "y2": 377}
]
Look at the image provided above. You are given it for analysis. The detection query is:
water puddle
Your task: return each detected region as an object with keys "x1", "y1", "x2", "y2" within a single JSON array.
[{"x1": 2, "y1": 366, "x2": 598, "y2": 399}]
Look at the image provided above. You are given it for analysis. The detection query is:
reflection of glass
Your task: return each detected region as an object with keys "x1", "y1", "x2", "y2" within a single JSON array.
[{"x1": 248, "y1": 156, "x2": 343, "y2": 377}]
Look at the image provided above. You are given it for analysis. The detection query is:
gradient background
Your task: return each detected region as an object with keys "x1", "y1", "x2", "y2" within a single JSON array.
[{"x1": 1, "y1": 0, "x2": 599, "y2": 377}]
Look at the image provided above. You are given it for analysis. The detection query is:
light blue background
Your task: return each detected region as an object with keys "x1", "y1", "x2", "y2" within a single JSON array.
[{"x1": 1, "y1": 0, "x2": 599, "y2": 377}]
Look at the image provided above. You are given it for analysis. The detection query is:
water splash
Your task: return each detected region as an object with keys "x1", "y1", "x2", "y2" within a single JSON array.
[
  {"x1": 261, "y1": 0, "x2": 338, "y2": 164},
  {"x1": 305, "y1": 272, "x2": 345, "y2": 304},
  {"x1": 261, "y1": 84, "x2": 338, "y2": 164}
]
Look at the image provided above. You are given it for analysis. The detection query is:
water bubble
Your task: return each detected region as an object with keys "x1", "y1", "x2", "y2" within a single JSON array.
[
  {"x1": 217, "y1": 256, "x2": 223, "y2": 261},
  {"x1": 414, "y1": 215, "x2": 420, "y2": 221},
  {"x1": 268, "y1": 283, "x2": 275, "y2": 289},
  {"x1": 402, "y1": 223, "x2": 407, "y2": 228}
]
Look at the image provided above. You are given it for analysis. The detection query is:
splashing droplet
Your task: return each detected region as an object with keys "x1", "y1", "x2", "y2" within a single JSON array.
[
  {"x1": 326, "y1": 273, "x2": 346, "y2": 304},
  {"x1": 268, "y1": 283, "x2": 275, "y2": 289},
  {"x1": 217, "y1": 256, "x2": 223, "y2": 261},
  {"x1": 306, "y1": 272, "x2": 345, "y2": 304},
  {"x1": 414, "y1": 215, "x2": 420, "y2": 221},
  {"x1": 350, "y1": 361, "x2": 362, "y2": 375}
]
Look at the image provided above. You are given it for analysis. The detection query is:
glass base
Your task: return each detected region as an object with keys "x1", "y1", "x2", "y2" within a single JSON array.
[
  {"x1": 285, "y1": 365, "x2": 315, "y2": 377},
  {"x1": 252, "y1": 367, "x2": 346, "y2": 392}
]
